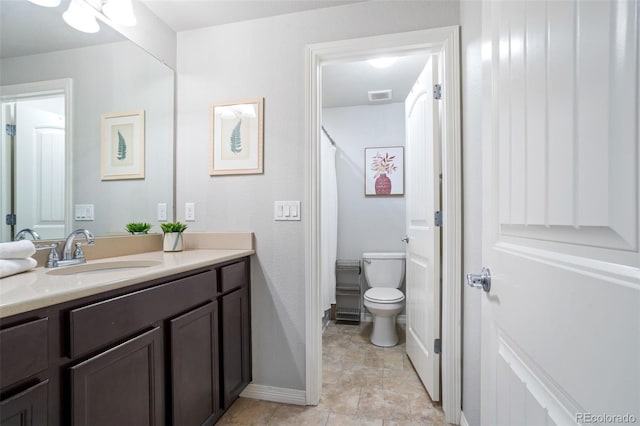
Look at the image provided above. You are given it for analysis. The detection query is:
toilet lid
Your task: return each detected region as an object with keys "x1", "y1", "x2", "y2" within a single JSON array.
[{"x1": 364, "y1": 288, "x2": 404, "y2": 303}]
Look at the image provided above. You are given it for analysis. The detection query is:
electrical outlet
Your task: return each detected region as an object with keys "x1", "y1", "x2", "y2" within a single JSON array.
[
  {"x1": 157, "y1": 203, "x2": 167, "y2": 221},
  {"x1": 185, "y1": 202, "x2": 195, "y2": 221}
]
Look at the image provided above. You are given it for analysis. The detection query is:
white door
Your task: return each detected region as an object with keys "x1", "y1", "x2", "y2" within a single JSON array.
[
  {"x1": 405, "y1": 54, "x2": 442, "y2": 402},
  {"x1": 480, "y1": 1, "x2": 639, "y2": 425},
  {"x1": 15, "y1": 99, "x2": 66, "y2": 240}
]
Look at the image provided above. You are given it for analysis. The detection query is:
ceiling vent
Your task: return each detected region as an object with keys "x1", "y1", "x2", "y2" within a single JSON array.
[{"x1": 368, "y1": 89, "x2": 392, "y2": 103}]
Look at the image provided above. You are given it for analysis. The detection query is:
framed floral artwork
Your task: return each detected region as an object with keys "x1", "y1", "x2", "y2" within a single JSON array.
[
  {"x1": 101, "y1": 110, "x2": 145, "y2": 180},
  {"x1": 209, "y1": 98, "x2": 264, "y2": 175},
  {"x1": 364, "y1": 146, "x2": 404, "y2": 196}
]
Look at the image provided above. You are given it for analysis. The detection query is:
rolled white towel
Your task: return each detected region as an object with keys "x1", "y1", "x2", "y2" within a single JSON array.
[
  {"x1": 0, "y1": 258, "x2": 38, "y2": 278},
  {"x1": 0, "y1": 240, "x2": 36, "y2": 259}
]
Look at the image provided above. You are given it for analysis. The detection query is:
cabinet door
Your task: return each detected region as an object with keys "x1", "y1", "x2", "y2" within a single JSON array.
[
  {"x1": 221, "y1": 287, "x2": 251, "y2": 408},
  {"x1": 170, "y1": 302, "x2": 220, "y2": 426},
  {"x1": 0, "y1": 380, "x2": 48, "y2": 426},
  {"x1": 70, "y1": 327, "x2": 164, "y2": 426},
  {"x1": 0, "y1": 318, "x2": 49, "y2": 389}
]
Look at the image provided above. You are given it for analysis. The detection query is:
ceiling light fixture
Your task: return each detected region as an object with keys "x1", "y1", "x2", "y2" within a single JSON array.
[
  {"x1": 368, "y1": 57, "x2": 398, "y2": 69},
  {"x1": 30, "y1": 0, "x2": 137, "y2": 34},
  {"x1": 102, "y1": 0, "x2": 137, "y2": 27},
  {"x1": 27, "y1": 0, "x2": 61, "y2": 7},
  {"x1": 63, "y1": 0, "x2": 100, "y2": 33}
]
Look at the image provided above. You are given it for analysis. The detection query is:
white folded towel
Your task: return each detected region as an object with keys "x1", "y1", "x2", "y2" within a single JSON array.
[
  {"x1": 0, "y1": 258, "x2": 38, "y2": 278},
  {"x1": 0, "y1": 240, "x2": 36, "y2": 259}
]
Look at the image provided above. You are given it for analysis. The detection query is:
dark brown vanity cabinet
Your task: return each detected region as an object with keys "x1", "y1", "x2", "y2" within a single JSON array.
[
  {"x1": 70, "y1": 328, "x2": 165, "y2": 426},
  {"x1": 0, "y1": 318, "x2": 50, "y2": 426},
  {"x1": 220, "y1": 287, "x2": 251, "y2": 409},
  {"x1": 0, "y1": 256, "x2": 251, "y2": 426},
  {"x1": 169, "y1": 302, "x2": 220, "y2": 426},
  {"x1": 219, "y1": 260, "x2": 252, "y2": 409}
]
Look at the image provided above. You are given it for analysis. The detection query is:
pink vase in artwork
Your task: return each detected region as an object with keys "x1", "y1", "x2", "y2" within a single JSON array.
[{"x1": 375, "y1": 173, "x2": 392, "y2": 194}]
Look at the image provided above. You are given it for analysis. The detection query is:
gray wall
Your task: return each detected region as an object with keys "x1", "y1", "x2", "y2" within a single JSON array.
[
  {"x1": 323, "y1": 103, "x2": 406, "y2": 260},
  {"x1": 176, "y1": 1, "x2": 459, "y2": 391},
  {"x1": 460, "y1": 0, "x2": 483, "y2": 424},
  {"x1": 1, "y1": 41, "x2": 174, "y2": 237}
]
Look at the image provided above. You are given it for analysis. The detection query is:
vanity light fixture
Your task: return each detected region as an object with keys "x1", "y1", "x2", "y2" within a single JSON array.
[
  {"x1": 29, "y1": 0, "x2": 137, "y2": 34},
  {"x1": 63, "y1": 0, "x2": 100, "y2": 34},
  {"x1": 368, "y1": 57, "x2": 398, "y2": 69},
  {"x1": 27, "y1": 0, "x2": 61, "y2": 7},
  {"x1": 101, "y1": 0, "x2": 137, "y2": 27}
]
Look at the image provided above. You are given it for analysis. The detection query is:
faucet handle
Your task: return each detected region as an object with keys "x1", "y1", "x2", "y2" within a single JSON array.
[
  {"x1": 35, "y1": 242, "x2": 58, "y2": 251},
  {"x1": 35, "y1": 242, "x2": 59, "y2": 268},
  {"x1": 74, "y1": 242, "x2": 86, "y2": 261}
]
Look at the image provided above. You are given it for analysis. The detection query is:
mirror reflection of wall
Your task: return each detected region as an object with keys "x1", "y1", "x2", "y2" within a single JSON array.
[{"x1": 0, "y1": 0, "x2": 175, "y2": 242}]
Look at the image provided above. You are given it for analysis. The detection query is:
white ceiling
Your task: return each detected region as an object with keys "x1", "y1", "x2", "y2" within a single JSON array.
[
  {"x1": 322, "y1": 54, "x2": 428, "y2": 108},
  {"x1": 141, "y1": 0, "x2": 426, "y2": 107},
  {"x1": 2, "y1": 0, "x2": 428, "y2": 107},
  {"x1": 140, "y1": 0, "x2": 365, "y2": 32}
]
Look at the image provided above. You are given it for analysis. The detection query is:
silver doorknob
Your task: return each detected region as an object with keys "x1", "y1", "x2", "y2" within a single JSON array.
[
  {"x1": 401, "y1": 235, "x2": 410, "y2": 243},
  {"x1": 466, "y1": 267, "x2": 491, "y2": 292}
]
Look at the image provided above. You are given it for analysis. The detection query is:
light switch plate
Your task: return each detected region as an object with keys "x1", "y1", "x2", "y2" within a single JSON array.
[
  {"x1": 75, "y1": 204, "x2": 94, "y2": 221},
  {"x1": 185, "y1": 202, "x2": 195, "y2": 221},
  {"x1": 274, "y1": 201, "x2": 301, "y2": 221},
  {"x1": 157, "y1": 203, "x2": 167, "y2": 221}
]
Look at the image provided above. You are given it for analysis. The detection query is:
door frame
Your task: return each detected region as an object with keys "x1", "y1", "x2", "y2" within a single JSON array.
[
  {"x1": 304, "y1": 26, "x2": 462, "y2": 424},
  {"x1": 1, "y1": 78, "x2": 73, "y2": 241}
]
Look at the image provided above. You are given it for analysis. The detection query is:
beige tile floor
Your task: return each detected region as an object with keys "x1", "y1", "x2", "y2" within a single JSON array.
[{"x1": 218, "y1": 321, "x2": 448, "y2": 425}]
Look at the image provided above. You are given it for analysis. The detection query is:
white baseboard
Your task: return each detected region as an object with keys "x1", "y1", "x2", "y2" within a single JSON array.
[
  {"x1": 239, "y1": 384, "x2": 306, "y2": 406},
  {"x1": 460, "y1": 411, "x2": 470, "y2": 426}
]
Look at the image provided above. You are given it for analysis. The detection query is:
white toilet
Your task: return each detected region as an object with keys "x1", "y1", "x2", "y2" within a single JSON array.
[{"x1": 362, "y1": 252, "x2": 406, "y2": 347}]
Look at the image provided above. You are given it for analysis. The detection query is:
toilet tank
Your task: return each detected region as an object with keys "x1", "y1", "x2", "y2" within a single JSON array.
[{"x1": 362, "y1": 252, "x2": 406, "y2": 288}]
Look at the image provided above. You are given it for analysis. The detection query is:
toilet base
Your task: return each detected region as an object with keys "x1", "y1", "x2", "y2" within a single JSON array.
[{"x1": 370, "y1": 315, "x2": 398, "y2": 347}]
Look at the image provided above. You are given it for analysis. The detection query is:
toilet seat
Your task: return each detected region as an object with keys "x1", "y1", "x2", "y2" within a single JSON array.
[{"x1": 364, "y1": 288, "x2": 404, "y2": 303}]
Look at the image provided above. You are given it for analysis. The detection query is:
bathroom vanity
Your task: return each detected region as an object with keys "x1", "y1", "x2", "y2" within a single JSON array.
[{"x1": 0, "y1": 249, "x2": 252, "y2": 426}]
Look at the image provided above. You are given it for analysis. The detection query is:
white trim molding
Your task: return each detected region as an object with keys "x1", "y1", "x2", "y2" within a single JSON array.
[
  {"x1": 305, "y1": 26, "x2": 462, "y2": 424},
  {"x1": 240, "y1": 384, "x2": 306, "y2": 406}
]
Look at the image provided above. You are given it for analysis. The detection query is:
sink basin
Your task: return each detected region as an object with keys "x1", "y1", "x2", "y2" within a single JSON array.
[{"x1": 46, "y1": 260, "x2": 161, "y2": 276}]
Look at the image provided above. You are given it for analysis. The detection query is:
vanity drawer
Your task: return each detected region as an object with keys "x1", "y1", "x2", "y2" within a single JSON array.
[
  {"x1": 68, "y1": 270, "x2": 216, "y2": 357},
  {"x1": 0, "y1": 317, "x2": 49, "y2": 388},
  {"x1": 220, "y1": 260, "x2": 247, "y2": 293}
]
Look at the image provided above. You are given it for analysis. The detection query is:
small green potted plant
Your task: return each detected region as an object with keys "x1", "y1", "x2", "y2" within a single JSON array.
[
  {"x1": 125, "y1": 222, "x2": 152, "y2": 235},
  {"x1": 160, "y1": 222, "x2": 188, "y2": 252}
]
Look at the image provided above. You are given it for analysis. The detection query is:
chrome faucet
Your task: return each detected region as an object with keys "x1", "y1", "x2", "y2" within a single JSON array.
[
  {"x1": 37, "y1": 229, "x2": 96, "y2": 268},
  {"x1": 15, "y1": 228, "x2": 41, "y2": 241},
  {"x1": 60, "y1": 229, "x2": 95, "y2": 265}
]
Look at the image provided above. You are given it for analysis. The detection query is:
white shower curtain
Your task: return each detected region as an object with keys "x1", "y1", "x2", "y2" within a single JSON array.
[{"x1": 320, "y1": 132, "x2": 337, "y2": 315}]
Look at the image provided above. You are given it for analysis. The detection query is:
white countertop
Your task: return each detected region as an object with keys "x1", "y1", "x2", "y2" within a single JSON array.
[{"x1": 0, "y1": 249, "x2": 254, "y2": 319}]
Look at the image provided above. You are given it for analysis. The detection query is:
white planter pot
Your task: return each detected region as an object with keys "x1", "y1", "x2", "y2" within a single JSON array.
[{"x1": 163, "y1": 232, "x2": 184, "y2": 252}]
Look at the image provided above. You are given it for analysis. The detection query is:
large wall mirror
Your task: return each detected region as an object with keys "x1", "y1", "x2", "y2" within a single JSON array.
[{"x1": 0, "y1": 0, "x2": 174, "y2": 242}]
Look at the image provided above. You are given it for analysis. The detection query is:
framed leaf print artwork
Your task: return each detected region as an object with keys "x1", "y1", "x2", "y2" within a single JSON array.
[
  {"x1": 101, "y1": 110, "x2": 145, "y2": 180},
  {"x1": 364, "y1": 146, "x2": 404, "y2": 196},
  {"x1": 209, "y1": 98, "x2": 264, "y2": 175}
]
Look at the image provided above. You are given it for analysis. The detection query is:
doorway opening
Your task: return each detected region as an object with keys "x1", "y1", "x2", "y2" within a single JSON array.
[
  {"x1": 305, "y1": 27, "x2": 462, "y2": 424},
  {"x1": 320, "y1": 53, "x2": 428, "y2": 329},
  {"x1": 1, "y1": 79, "x2": 72, "y2": 242}
]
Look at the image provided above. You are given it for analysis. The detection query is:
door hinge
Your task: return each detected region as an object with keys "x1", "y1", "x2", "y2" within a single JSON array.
[
  {"x1": 433, "y1": 84, "x2": 442, "y2": 100},
  {"x1": 434, "y1": 211, "x2": 443, "y2": 227},
  {"x1": 5, "y1": 124, "x2": 16, "y2": 137},
  {"x1": 434, "y1": 338, "x2": 442, "y2": 354},
  {"x1": 5, "y1": 214, "x2": 16, "y2": 226}
]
